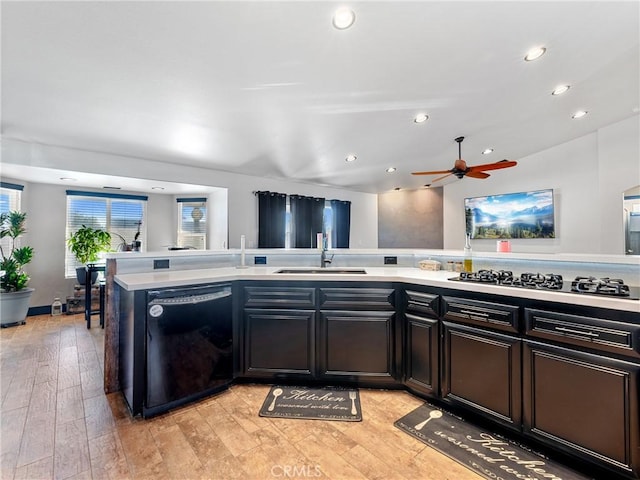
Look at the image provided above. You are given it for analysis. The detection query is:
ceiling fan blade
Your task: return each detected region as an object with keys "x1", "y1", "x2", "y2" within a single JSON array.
[
  {"x1": 411, "y1": 169, "x2": 453, "y2": 176},
  {"x1": 467, "y1": 160, "x2": 517, "y2": 172},
  {"x1": 465, "y1": 171, "x2": 490, "y2": 179},
  {"x1": 429, "y1": 172, "x2": 455, "y2": 184}
]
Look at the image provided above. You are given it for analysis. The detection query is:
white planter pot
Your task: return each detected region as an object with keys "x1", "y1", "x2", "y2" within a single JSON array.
[{"x1": 0, "y1": 288, "x2": 34, "y2": 327}]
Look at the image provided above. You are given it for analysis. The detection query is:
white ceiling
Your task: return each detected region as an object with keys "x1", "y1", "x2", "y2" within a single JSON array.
[{"x1": 2, "y1": 1, "x2": 639, "y2": 194}]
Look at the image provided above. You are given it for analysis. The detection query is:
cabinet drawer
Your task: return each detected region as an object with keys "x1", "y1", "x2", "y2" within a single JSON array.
[
  {"x1": 244, "y1": 287, "x2": 316, "y2": 309},
  {"x1": 405, "y1": 290, "x2": 439, "y2": 318},
  {"x1": 442, "y1": 296, "x2": 519, "y2": 333},
  {"x1": 319, "y1": 287, "x2": 395, "y2": 310},
  {"x1": 525, "y1": 308, "x2": 640, "y2": 360}
]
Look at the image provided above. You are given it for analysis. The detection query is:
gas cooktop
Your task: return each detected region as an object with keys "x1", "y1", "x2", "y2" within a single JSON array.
[{"x1": 449, "y1": 270, "x2": 640, "y2": 300}]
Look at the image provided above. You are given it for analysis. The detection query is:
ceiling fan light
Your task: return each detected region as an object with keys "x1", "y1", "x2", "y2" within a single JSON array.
[
  {"x1": 482, "y1": 148, "x2": 494, "y2": 155},
  {"x1": 524, "y1": 46, "x2": 546, "y2": 62},
  {"x1": 572, "y1": 110, "x2": 588, "y2": 119},
  {"x1": 345, "y1": 154, "x2": 357, "y2": 162},
  {"x1": 332, "y1": 7, "x2": 356, "y2": 29},
  {"x1": 386, "y1": 167, "x2": 396, "y2": 173},
  {"x1": 414, "y1": 113, "x2": 429, "y2": 123},
  {"x1": 551, "y1": 85, "x2": 570, "y2": 96}
]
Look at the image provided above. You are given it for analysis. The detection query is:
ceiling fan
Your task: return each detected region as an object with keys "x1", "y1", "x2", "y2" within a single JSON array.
[{"x1": 412, "y1": 136, "x2": 517, "y2": 185}]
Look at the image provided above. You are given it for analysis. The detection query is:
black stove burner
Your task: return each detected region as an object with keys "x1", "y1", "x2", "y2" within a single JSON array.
[
  {"x1": 571, "y1": 277, "x2": 630, "y2": 297},
  {"x1": 514, "y1": 272, "x2": 564, "y2": 290},
  {"x1": 451, "y1": 271, "x2": 636, "y2": 299},
  {"x1": 458, "y1": 271, "x2": 563, "y2": 290}
]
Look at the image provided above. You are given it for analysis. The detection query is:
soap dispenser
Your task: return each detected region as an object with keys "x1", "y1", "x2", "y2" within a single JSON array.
[{"x1": 463, "y1": 233, "x2": 473, "y2": 273}]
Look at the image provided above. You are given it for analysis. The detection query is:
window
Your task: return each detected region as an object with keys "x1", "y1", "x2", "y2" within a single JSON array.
[
  {"x1": 0, "y1": 182, "x2": 22, "y2": 215},
  {"x1": 65, "y1": 190, "x2": 147, "y2": 277},
  {"x1": 177, "y1": 198, "x2": 207, "y2": 249},
  {"x1": 1, "y1": 182, "x2": 23, "y2": 254}
]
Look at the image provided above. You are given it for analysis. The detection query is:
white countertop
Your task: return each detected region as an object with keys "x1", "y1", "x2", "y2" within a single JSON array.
[{"x1": 114, "y1": 266, "x2": 640, "y2": 313}]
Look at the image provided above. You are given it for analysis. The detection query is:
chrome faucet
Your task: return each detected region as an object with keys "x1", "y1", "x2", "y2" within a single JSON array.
[{"x1": 320, "y1": 235, "x2": 333, "y2": 268}]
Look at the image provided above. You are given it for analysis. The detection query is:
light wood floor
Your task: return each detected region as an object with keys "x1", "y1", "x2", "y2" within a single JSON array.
[{"x1": 0, "y1": 314, "x2": 482, "y2": 480}]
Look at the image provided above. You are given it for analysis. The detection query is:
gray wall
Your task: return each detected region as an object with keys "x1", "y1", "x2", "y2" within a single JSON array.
[{"x1": 378, "y1": 188, "x2": 443, "y2": 248}]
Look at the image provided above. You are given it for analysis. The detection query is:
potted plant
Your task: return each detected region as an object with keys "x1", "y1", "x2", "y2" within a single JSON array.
[
  {"x1": 0, "y1": 211, "x2": 35, "y2": 327},
  {"x1": 67, "y1": 225, "x2": 111, "y2": 285}
]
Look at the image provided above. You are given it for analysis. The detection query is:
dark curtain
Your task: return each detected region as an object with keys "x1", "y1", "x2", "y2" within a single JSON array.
[
  {"x1": 257, "y1": 191, "x2": 287, "y2": 248},
  {"x1": 330, "y1": 199, "x2": 351, "y2": 248},
  {"x1": 290, "y1": 195, "x2": 325, "y2": 248}
]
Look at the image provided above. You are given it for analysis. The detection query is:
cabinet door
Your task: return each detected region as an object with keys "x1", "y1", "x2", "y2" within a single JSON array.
[
  {"x1": 319, "y1": 310, "x2": 396, "y2": 383},
  {"x1": 442, "y1": 321, "x2": 521, "y2": 431},
  {"x1": 523, "y1": 340, "x2": 640, "y2": 476},
  {"x1": 244, "y1": 309, "x2": 315, "y2": 378},
  {"x1": 405, "y1": 313, "x2": 439, "y2": 397}
]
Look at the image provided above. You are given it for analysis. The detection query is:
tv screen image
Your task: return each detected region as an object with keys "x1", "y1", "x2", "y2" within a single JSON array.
[{"x1": 464, "y1": 189, "x2": 555, "y2": 239}]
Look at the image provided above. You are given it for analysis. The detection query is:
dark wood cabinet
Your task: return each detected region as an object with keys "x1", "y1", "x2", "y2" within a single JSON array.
[
  {"x1": 404, "y1": 290, "x2": 440, "y2": 397},
  {"x1": 318, "y1": 286, "x2": 397, "y2": 384},
  {"x1": 440, "y1": 295, "x2": 522, "y2": 431},
  {"x1": 523, "y1": 340, "x2": 640, "y2": 476},
  {"x1": 244, "y1": 309, "x2": 316, "y2": 378},
  {"x1": 318, "y1": 310, "x2": 396, "y2": 382},
  {"x1": 441, "y1": 321, "x2": 522, "y2": 431},
  {"x1": 523, "y1": 307, "x2": 640, "y2": 476},
  {"x1": 242, "y1": 285, "x2": 317, "y2": 379},
  {"x1": 241, "y1": 283, "x2": 397, "y2": 385}
]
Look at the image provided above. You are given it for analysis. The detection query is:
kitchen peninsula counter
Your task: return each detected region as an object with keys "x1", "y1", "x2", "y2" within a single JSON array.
[{"x1": 108, "y1": 260, "x2": 640, "y2": 477}]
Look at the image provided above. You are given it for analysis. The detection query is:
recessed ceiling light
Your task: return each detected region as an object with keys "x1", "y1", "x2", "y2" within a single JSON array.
[
  {"x1": 482, "y1": 148, "x2": 494, "y2": 155},
  {"x1": 551, "y1": 85, "x2": 570, "y2": 96},
  {"x1": 345, "y1": 154, "x2": 357, "y2": 162},
  {"x1": 386, "y1": 167, "x2": 396, "y2": 173},
  {"x1": 414, "y1": 113, "x2": 429, "y2": 123},
  {"x1": 524, "y1": 46, "x2": 546, "y2": 62},
  {"x1": 572, "y1": 110, "x2": 588, "y2": 119},
  {"x1": 151, "y1": 186, "x2": 165, "y2": 191},
  {"x1": 332, "y1": 7, "x2": 356, "y2": 29},
  {"x1": 60, "y1": 177, "x2": 76, "y2": 181}
]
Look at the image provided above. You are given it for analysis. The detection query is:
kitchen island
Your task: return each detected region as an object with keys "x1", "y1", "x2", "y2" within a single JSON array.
[
  {"x1": 111, "y1": 262, "x2": 639, "y2": 478},
  {"x1": 107, "y1": 252, "x2": 640, "y2": 478}
]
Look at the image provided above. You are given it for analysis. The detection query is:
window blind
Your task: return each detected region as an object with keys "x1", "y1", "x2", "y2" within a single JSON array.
[{"x1": 65, "y1": 191, "x2": 147, "y2": 277}]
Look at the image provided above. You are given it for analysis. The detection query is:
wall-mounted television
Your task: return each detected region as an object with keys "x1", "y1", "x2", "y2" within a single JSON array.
[{"x1": 464, "y1": 189, "x2": 555, "y2": 239}]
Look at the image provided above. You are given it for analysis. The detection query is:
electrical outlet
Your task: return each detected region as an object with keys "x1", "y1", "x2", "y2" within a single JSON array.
[
  {"x1": 254, "y1": 256, "x2": 267, "y2": 265},
  {"x1": 384, "y1": 256, "x2": 398, "y2": 265},
  {"x1": 154, "y1": 259, "x2": 170, "y2": 269}
]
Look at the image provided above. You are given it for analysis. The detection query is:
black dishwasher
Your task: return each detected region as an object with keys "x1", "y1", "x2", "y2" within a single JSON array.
[{"x1": 145, "y1": 283, "x2": 233, "y2": 416}]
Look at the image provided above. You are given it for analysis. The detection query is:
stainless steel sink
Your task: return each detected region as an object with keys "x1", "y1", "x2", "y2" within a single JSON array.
[{"x1": 275, "y1": 268, "x2": 367, "y2": 274}]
